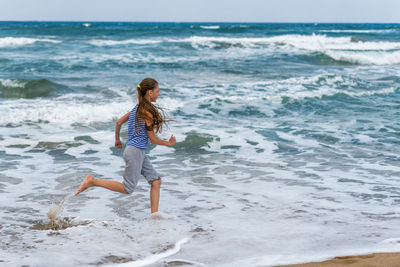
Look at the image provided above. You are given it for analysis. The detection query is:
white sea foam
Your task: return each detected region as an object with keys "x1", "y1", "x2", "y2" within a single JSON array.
[
  {"x1": 215, "y1": 253, "x2": 334, "y2": 267},
  {"x1": 0, "y1": 79, "x2": 27, "y2": 88},
  {"x1": 277, "y1": 131, "x2": 320, "y2": 147},
  {"x1": 2, "y1": 107, "x2": 400, "y2": 267},
  {"x1": 216, "y1": 247, "x2": 400, "y2": 267},
  {"x1": 83, "y1": 34, "x2": 400, "y2": 65},
  {"x1": 326, "y1": 50, "x2": 400, "y2": 65},
  {"x1": 0, "y1": 99, "x2": 131, "y2": 125},
  {"x1": 173, "y1": 35, "x2": 400, "y2": 65},
  {"x1": 200, "y1": 25, "x2": 220, "y2": 29},
  {"x1": 0, "y1": 95, "x2": 182, "y2": 125},
  {"x1": 164, "y1": 34, "x2": 400, "y2": 51},
  {"x1": 0, "y1": 37, "x2": 61, "y2": 48},
  {"x1": 274, "y1": 74, "x2": 396, "y2": 99},
  {"x1": 82, "y1": 23, "x2": 91, "y2": 27},
  {"x1": 110, "y1": 237, "x2": 189, "y2": 267},
  {"x1": 381, "y1": 238, "x2": 400, "y2": 244},
  {"x1": 176, "y1": 36, "x2": 270, "y2": 49},
  {"x1": 320, "y1": 29, "x2": 396, "y2": 33},
  {"x1": 278, "y1": 86, "x2": 397, "y2": 100},
  {"x1": 89, "y1": 39, "x2": 162, "y2": 46},
  {"x1": 56, "y1": 49, "x2": 263, "y2": 66},
  {"x1": 188, "y1": 74, "x2": 397, "y2": 104},
  {"x1": 265, "y1": 34, "x2": 400, "y2": 51},
  {"x1": 175, "y1": 35, "x2": 400, "y2": 65},
  {"x1": 87, "y1": 53, "x2": 199, "y2": 64}
]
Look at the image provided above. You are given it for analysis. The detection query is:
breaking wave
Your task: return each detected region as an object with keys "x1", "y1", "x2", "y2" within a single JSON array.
[
  {"x1": 0, "y1": 37, "x2": 61, "y2": 48},
  {"x1": 0, "y1": 78, "x2": 68, "y2": 98}
]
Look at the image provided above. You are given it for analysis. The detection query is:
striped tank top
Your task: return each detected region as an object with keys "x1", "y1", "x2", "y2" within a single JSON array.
[{"x1": 127, "y1": 105, "x2": 149, "y2": 149}]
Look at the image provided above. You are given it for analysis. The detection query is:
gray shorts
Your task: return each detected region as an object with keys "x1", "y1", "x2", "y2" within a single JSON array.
[{"x1": 122, "y1": 145, "x2": 160, "y2": 194}]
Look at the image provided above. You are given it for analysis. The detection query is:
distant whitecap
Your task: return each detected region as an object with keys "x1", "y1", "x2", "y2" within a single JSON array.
[{"x1": 200, "y1": 25, "x2": 220, "y2": 29}]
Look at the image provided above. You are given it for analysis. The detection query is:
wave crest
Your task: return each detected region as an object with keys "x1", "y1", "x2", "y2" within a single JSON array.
[
  {"x1": 325, "y1": 50, "x2": 400, "y2": 65},
  {"x1": 200, "y1": 25, "x2": 220, "y2": 30},
  {"x1": 84, "y1": 34, "x2": 400, "y2": 65},
  {"x1": 0, "y1": 95, "x2": 181, "y2": 125},
  {"x1": 0, "y1": 79, "x2": 68, "y2": 99},
  {"x1": 0, "y1": 37, "x2": 61, "y2": 48},
  {"x1": 265, "y1": 34, "x2": 400, "y2": 51},
  {"x1": 89, "y1": 39, "x2": 162, "y2": 46}
]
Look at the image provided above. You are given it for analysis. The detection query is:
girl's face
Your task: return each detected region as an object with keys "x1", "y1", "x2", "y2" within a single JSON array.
[{"x1": 148, "y1": 84, "x2": 160, "y2": 102}]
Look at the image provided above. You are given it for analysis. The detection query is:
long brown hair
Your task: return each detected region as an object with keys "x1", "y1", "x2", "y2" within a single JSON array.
[{"x1": 135, "y1": 78, "x2": 166, "y2": 134}]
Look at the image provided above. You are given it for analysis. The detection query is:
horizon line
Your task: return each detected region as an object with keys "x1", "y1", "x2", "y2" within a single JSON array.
[{"x1": 1, "y1": 20, "x2": 400, "y2": 24}]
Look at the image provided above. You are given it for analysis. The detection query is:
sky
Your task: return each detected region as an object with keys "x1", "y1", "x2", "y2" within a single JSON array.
[{"x1": 1, "y1": 0, "x2": 400, "y2": 23}]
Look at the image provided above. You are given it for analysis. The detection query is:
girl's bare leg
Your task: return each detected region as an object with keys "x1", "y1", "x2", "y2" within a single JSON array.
[
  {"x1": 150, "y1": 179, "x2": 162, "y2": 213},
  {"x1": 75, "y1": 174, "x2": 128, "y2": 195}
]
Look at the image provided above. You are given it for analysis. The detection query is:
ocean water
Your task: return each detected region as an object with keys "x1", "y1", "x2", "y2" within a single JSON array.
[{"x1": 1, "y1": 22, "x2": 400, "y2": 266}]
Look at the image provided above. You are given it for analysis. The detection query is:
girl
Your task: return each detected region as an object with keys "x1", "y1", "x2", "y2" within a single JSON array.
[{"x1": 75, "y1": 78, "x2": 176, "y2": 214}]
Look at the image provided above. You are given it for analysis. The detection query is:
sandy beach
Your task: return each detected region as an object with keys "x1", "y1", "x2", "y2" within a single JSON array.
[{"x1": 277, "y1": 252, "x2": 400, "y2": 267}]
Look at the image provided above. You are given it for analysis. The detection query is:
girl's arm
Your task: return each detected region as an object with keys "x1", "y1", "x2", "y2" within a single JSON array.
[
  {"x1": 147, "y1": 130, "x2": 176, "y2": 146},
  {"x1": 144, "y1": 111, "x2": 176, "y2": 146},
  {"x1": 115, "y1": 112, "x2": 130, "y2": 149}
]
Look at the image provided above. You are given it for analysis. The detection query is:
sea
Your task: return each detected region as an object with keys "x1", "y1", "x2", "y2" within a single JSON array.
[{"x1": 1, "y1": 22, "x2": 400, "y2": 267}]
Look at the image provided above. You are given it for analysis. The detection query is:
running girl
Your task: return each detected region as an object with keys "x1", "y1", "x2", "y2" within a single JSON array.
[{"x1": 75, "y1": 78, "x2": 176, "y2": 214}]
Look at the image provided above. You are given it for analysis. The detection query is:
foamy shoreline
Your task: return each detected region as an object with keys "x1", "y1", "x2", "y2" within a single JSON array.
[{"x1": 276, "y1": 252, "x2": 400, "y2": 267}]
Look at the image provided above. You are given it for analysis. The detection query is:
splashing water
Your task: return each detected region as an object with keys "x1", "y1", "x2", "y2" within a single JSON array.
[
  {"x1": 47, "y1": 193, "x2": 72, "y2": 221},
  {"x1": 46, "y1": 193, "x2": 74, "y2": 229},
  {"x1": 31, "y1": 193, "x2": 91, "y2": 230}
]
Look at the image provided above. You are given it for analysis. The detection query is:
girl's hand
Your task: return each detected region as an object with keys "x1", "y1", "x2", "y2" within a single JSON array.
[
  {"x1": 115, "y1": 139, "x2": 122, "y2": 149},
  {"x1": 168, "y1": 135, "x2": 176, "y2": 146}
]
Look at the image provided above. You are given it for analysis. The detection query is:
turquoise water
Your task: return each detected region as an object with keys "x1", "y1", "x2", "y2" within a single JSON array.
[{"x1": 1, "y1": 22, "x2": 400, "y2": 266}]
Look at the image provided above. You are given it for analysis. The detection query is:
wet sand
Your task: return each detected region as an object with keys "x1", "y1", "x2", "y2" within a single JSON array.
[{"x1": 276, "y1": 252, "x2": 400, "y2": 267}]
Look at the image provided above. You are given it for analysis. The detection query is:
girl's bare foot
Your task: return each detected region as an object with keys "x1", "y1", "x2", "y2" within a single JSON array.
[{"x1": 75, "y1": 175, "x2": 95, "y2": 195}]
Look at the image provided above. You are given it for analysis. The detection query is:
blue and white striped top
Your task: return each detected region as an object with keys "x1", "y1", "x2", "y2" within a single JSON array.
[{"x1": 127, "y1": 105, "x2": 149, "y2": 149}]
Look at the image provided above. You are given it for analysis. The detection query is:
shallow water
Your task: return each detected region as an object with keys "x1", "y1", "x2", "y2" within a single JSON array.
[{"x1": 1, "y1": 22, "x2": 400, "y2": 266}]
